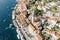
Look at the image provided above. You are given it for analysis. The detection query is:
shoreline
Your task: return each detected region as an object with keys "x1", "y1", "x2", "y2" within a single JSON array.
[{"x1": 12, "y1": 0, "x2": 60, "y2": 40}]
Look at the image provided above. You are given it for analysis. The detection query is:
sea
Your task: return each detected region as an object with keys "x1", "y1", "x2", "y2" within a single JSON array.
[{"x1": 0, "y1": 0, "x2": 19, "y2": 40}]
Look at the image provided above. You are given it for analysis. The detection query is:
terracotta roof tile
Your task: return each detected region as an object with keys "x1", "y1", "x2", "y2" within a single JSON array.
[{"x1": 28, "y1": 24, "x2": 35, "y2": 31}]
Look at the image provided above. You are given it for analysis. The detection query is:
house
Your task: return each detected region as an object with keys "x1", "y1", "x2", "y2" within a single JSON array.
[
  {"x1": 38, "y1": 26, "x2": 42, "y2": 31},
  {"x1": 16, "y1": 15, "x2": 24, "y2": 20},
  {"x1": 28, "y1": 24, "x2": 35, "y2": 35},
  {"x1": 55, "y1": 33, "x2": 60, "y2": 38},
  {"x1": 49, "y1": 2, "x2": 56, "y2": 7},
  {"x1": 15, "y1": 7, "x2": 19, "y2": 13},
  {"x1": 20, "y1": 19, "x2": 27, "y2": 27},
  {"x1": 18, "y1": 3, "x2": 27, "y2": 12},
  {"x1": 33, "y1": 22, "x2": 41, "y2": 28},
  {"x1": 48, "y1": 17, "x2": 58, "y2": 24},
  {"x1": 36, "y1": 34, "x2": 43, "y2": 40},
  {"x1": 45, "y1": 2, "x2": 56, "y2": 8},
  {"x1": 28, "y1": 24, "x2": 43, "y2": 40},
  {"x1": 35, "y1": 16, "x2": 41, "y2": 20},
  {"x1": 33, "y1": 22, "x2": 41, "y2": 26},
  {"x1": 41, "y1": 0, "x2": 45, "y2": 5},
  {"x1": 21, "y1": 11, "x2": 27, "y2": 16},
  {"x1": 42, "y1": 6, "x2": 46, "y2": 12},
  {"x1": 46, "y1": 11, "x2": 53, "y2": 17},
  {"x1": 56, "y1": 23, "x2": 60, "y2": 27},
  {"x1": 34, "y1": 29, "x2": 41, "y2": 34},
  {"x1": 46, "y1": 24, "x2": 55, "y2": 29},
  {"x1": 23, "y1": 0, "x2": 29, "y2": 4},
  {"x1": 25, "y1": 19, "x2": 30, "y2": 23},
  {"x1": 45, "y1": 29, "x2": 55, "y2": 34},
  {"x1": 45, "y1": 29, "x2": 60, "y2": 38},
  {"x1": 28, "y1": 14, "x2": 32, "y2": 21},
  {"x1": 37, "y1": 5, "x2": 42, "y2": 10},
  {"x1": 43, "y1": 14, "x2": 49, "y2": 19}
]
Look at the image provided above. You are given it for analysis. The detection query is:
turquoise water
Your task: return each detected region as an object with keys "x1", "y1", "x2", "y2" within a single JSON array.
[{"x1": 0, "y1": 0, "x2": 19, "y2": 40}]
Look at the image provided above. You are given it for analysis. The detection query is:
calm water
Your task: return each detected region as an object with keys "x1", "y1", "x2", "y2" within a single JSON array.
[{"x1": 0, "y1": 0, "x2": 19, "y2": 40}]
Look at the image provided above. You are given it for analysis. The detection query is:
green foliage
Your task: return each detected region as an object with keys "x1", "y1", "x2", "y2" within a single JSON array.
[
  {"x1": 34, "y1": 8, "x2": 44, "y2": 16},
  {"x1": 52, "y1": 25, "x2": 60, "y2": 32},
  {"x1": 58, "y1": 38, "x2": 60, "y2": 40},
  {"x1": 26, "y1": 13, "x2": 31, "y2": 18},
  {"x1": 27, "y1": 0, "x2": 36, "y2": 9},
  {"x1": 42, "y1": 32, "x2": 52, "y2": 37},
  {"x1": 27, "y1": 2, "x2": 31, "y2": 9},
  {"x1": 44, "y1": 22, "x2": 49, "y2": 26},
  {"x1": 51, "y1": 6, "x2": 57, "y2": 12},
  {"x1": 46, "y1": 0, "x2": 53, "y2": 3},
  {"x1": 16, "y1": 11, "x2": 20, "y2": 15},
  {"x1": 38, "y1": 0, "x2": 42, "y2": 2},
  {"x1": 42, "y1": 32, "x2": 47, "y2": 36}
]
